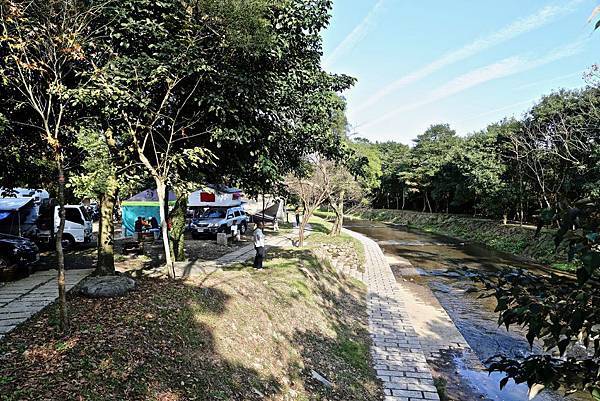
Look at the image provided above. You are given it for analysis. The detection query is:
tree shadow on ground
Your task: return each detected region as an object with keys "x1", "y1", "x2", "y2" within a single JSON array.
[
  {"x1": 0, "y1": 278, "x2": 282, "y2": 401},
  {"x1": 308, "y1": 220, "x2": 330, "y2": 234},
  {"x1": 37, "y1": 241, "x2": 98, "y2": 271},
  {"x1": 285, "y1": 252, "x2": 383, "y2": 401},
  {"x1": 0, "y1": 243, "x2": 384, "y2": 401}
]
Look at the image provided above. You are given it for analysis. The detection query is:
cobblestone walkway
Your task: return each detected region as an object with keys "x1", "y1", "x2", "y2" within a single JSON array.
[
  {"x1": 0, "y1": 269, "x2": 92, "y2": 339},
  {"x1": 175, "y1": 227, "x2": 310, "y2": 278},
  {"x1": 344, "y1": 228, "x2": 439, "y2": 401}
]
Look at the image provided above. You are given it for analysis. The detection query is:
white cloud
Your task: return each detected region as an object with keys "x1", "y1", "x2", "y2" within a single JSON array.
[
  {"x1": 323, "y1": 0, "x2": 386, "y2": 69},
  {"x1": 353, "y1": 0, "x2": 586, "y2": 114},
  {"x1": 358, "y1": 37, "x2": 588, "y2": 131}
]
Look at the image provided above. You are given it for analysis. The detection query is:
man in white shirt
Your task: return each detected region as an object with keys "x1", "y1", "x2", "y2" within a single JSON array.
[{"x1": 253, "y1": 221, "x2": 266, "y2": 269}]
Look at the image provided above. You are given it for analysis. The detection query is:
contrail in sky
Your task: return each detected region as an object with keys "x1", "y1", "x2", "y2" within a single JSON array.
[
  {"x1": 353, "y1": 0, "x2": 586, "y2": 114},
  {"x1": 455, "y1": 98, "x2": 539, "y2": 124},
  {"x1": 455, "y1": 70, "x2": 586, "y2": 123},
  {"x1": 358, "y1": 38, "x2": 588, "y2": 130},
  {"x1": 323, "y1": 0, "x2": 386, "y2": 69},
  {"x1": 511, "y1": 70, "x2": 585, "y2": 91}
]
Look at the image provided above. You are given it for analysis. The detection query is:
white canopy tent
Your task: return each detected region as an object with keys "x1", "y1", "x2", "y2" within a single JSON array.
[{"x1": 187, "y1": 187, "x2": 243, "y2": 208}]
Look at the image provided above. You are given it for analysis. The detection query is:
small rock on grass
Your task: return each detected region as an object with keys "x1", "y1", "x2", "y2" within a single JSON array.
[
  {"x1": 79, "y1": 275, "x2": 136, "y2": 298},
  {"x1": 310, "y1": 369, "x2": 332, "y2": 387}
]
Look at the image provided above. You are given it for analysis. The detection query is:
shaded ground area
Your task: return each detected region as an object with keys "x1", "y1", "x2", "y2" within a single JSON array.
[
  {"x1": 0, "y1": 269, "x2": 92, "y2": 339},
  {"x1": 36, "y1": 240, "x2": 98, "y2": 271},
  {"x1": 0, "y1": 244, "x2": 382, "y2": 401},
  {"x1": 182, "y1": 231, "x2": 252, "y2": 262},
  {"x1": 19, "y1": 227, "x2": 254, "y2": 278}
]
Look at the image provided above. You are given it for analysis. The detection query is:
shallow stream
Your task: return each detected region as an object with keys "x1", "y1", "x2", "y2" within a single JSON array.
[{"x1": 345, "y1": 219, "x2": 589, "y2": 401}]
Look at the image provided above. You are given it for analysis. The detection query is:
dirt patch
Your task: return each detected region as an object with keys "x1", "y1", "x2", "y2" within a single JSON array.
[
  {"x1": 183, "y1": 232, "x2": 251, "y2": 261},
  {"x1": 56, "y1": 232, "x2": 257, "y2": 274},
  {"x1": 0, "y1": 245, "x2": 382, "y2": 401}
]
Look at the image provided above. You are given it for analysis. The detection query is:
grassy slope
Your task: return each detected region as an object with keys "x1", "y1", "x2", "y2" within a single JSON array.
[
  {"x1": 307, "y1": 216, "x2": 366, "y2": 267},
  {"x1": 0, "y1": 242, "x2": 381, "y2": 400},
  {"x1": 320, "y1": 209, "x2": 576, "y2": 272}
]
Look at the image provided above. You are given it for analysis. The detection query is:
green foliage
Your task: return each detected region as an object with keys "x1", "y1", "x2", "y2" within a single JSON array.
[
  {"x1": 68, "y1": 128, "x2": 118, "y2": 199},
  {"x1": 348, "y1": 138, "x2": 383, "y2": 191},
  {"x1": 80, "y1": 0, "x2": 355, "y2": 196},
  {"x1": 471, "y1": 199, "x2": 600, "y2": 398},
  {"x1": 0, "y1": 0, "x2": 94, "y2": 193},
  {"x1": 359, "y1": 87, "x2": 600, "y2": 222}
]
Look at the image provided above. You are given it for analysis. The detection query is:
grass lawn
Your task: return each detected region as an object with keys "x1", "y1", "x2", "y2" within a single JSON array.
[
  {"x1": 0, "y1": 242, "x2": 382, "y2": 400},
  {"x1": 308, "y1": 215, "x2": 366, "y2": 266}
]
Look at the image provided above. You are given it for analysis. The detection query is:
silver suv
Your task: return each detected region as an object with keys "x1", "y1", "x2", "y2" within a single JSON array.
[{"x1": 190, "y1": 206, "x2": 249, "y2": 239}]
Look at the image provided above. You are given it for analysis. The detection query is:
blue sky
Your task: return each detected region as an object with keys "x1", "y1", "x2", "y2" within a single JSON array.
[{"x1": 322, "y1": 0, "x2": 599, "y2": 144}]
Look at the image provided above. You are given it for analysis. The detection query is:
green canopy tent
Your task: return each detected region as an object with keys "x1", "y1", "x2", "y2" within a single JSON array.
[{"x1": 121, "y1": 189, "x2": 176, "y2": 237}]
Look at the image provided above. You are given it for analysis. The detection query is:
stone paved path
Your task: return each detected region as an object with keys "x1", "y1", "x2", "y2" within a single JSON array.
[
  {"x1": 0, "y1": 269, "x2": 92, "y2": 339},
  {"x1": 175, "y1": 227, "x2": 311, "y2": 278},
  {"x1": 343, "y1": 228, "x2": 440, "y2": 401}
]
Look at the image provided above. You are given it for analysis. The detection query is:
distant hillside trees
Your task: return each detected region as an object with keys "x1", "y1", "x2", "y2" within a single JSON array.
[{"x1": 355, "y1": 86, "x2": 600, "y2": 225}]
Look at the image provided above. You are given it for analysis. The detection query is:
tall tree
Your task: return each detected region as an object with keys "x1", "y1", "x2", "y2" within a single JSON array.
[
  {"x1": 401, "y1": 124, "x2": 459, "y2": 212},
  {"x1": 1, "y1": 0, "x2": 104, "y2": 331},
  {"x1": 69, "y1": 127, "x2": 132, "y2": 275},
  {"x1": 327, "y1": 163, "x2": 364, "y2": 236},
  {"x1": 287, "y1": 155, "x2": 336, "y2": 246},
  {"x1": 84, "y1": 0, "x2": 354, "y2": 276}
]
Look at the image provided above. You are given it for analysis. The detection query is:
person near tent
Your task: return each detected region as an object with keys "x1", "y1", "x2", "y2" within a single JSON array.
[
  {"x1": 134, "y1": 216, "x2": 145, "y2": 241},
  {"x1": 149, "y1": 216, "x2": 160, "y2": 239},
  {"x1": 253, "y1": 221, "x2": 266, "y2": 269}
]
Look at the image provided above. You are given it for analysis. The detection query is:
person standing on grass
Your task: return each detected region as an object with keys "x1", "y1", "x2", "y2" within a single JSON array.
[
  {"x1": 294, "y1": 206, "x2": 301, "y2": 227},
  {"x1": 253, "y1": 221, "x2": 266, "y2": 269}
]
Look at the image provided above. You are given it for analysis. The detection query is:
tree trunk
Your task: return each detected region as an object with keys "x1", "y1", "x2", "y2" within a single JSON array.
[
  {"x1": 298, "y1": 219, "x2": 307, "y2": 247},
  {"x1": 425, "y1": 191, "x2": 432, "y2": 213},
  {"x1": 97, "y1": 195, "x2": 103, "y2": 268},
  {"x1": 96, "y1": 183, "x2": 117, "y2": 276},
  {"x1": 156, "y1": 179, "x2": 175, "y2": 277},
  {"x1": 169, "y1": 191, "x2": 187, "y2": 262},
  {"x1": 298, "y1": 209, "x2": 311, "y2": 247},
  {"x1": 401, "y1": 188, "x2": 405, "y2": 210},
  {"x1": 96, "y1": 128, "x2": 118, "y2": 276},
  {"x1": 55, "y1": 153, "x2": 68, "y2": 332},
  {"x1": 337, "y1": 192, "x2": 344, "y2": 235},
  {"x1": 329, "y1": 191, "x2": 344, "y2": 237}
]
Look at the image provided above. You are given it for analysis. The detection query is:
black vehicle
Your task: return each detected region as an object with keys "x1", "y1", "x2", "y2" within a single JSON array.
[{"x1": 0, "y1": 233, "x2": 39, "y2": 274}]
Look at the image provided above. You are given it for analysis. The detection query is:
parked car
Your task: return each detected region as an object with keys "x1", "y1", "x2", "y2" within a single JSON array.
[
  {"x1": 190, "y1": 206, "x2": 249, "y2": 239},
  {"x1": 0, "y1": 233, "x2": 39, "y2": 274},
  {"x1": 37, "y1": 201, "x2": 93, "y2": 248}
]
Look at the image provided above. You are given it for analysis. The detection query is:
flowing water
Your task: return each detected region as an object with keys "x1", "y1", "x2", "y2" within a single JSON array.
[{"x1": 345, "y1": 219, "x2": 589, "y2": 401}]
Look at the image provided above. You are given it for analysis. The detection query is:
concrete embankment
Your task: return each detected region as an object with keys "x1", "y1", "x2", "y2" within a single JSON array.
[{"x1": 346, "y1": 209, "x2": 567, "y2": 267}]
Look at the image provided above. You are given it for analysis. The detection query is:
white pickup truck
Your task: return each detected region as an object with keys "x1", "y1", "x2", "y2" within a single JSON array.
[
  {"x1": 37, "y1": 204, "x2": 93, "y2": 247},
  {"x1": 0, "y1": 189, "x2": 93, "y2": 248}
]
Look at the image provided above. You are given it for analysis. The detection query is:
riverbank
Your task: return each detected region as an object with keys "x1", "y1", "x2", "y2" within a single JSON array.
[
  {"x1": 344, "y1": 219, "x2": 590, "y2": 401},
  {"x1": 0, "y1": 233, "x2": 382, "y2": 400},
  {"x1": 317, "y1": 209, "x2": 573, "y2": 271}
]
